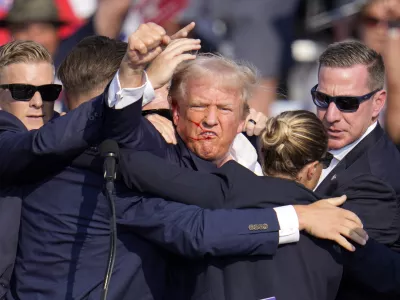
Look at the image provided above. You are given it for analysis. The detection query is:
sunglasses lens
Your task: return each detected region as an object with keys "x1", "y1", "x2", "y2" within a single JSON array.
[
  {"x1": 313, "y1": 91, "x2": 330, "y2": 108},
  {"x1": 38, "y1": 85, "x2": 62, "y2": 102},
  {"x1": 9, "y1": 84, "x2": 35, "y2": 100},
  {"x1": 362, "y1": 16, "x2": 380, "y2": 27},
  {"x1": 335, "y1": 97, "x2": 360, "y2": 112}
]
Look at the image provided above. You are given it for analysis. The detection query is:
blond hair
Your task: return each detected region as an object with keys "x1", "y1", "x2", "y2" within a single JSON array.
[
  {"x1": 0, "y1": 40, "x2": 53, "y2": 71},
  {"x1": 168, "y1": 53, "x2": 258, "y2": 119},
  {"x1": 260, "y1": 110, "x2": 328, "y2": 178}
]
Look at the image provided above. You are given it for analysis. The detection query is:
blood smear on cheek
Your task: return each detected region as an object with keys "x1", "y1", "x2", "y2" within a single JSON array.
[{"x1": 188, "y1": 120, "x2": 213, "y2": 141}]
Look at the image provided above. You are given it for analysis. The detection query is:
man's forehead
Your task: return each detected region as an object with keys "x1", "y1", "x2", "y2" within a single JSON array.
[
  {"x1": 186, "y1": 80, "x2": 241, "y2": 103},
  {"x1": 365, "y1": 0, "x2": 400, "y2": 16},
  {"x1": 0, "y1": 62, "x2": 55, "y2": 84},
  {"x1": 318, "y1": 65, "x2": 370, "y2": 94}
]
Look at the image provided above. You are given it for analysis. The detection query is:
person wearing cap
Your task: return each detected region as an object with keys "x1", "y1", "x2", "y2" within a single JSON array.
[{"x1": 0, "y1": 0, "x2": 131, "y2": 68}]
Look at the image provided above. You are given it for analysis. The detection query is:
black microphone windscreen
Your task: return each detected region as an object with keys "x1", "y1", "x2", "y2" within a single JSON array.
[{"x1": 100, "y1": 140, "x2": 119, "y2": 158}]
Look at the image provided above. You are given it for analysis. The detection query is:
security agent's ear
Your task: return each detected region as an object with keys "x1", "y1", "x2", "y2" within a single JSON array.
[{"x1": 372, "y1": 90, "x2": 386, "y2": 118}]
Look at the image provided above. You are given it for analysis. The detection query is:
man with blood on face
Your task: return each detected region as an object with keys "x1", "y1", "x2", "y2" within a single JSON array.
[{"x1": 170, "y1": 54, "x2": 251, "y2": 165}]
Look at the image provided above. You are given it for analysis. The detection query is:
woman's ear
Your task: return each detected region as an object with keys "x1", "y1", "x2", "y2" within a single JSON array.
[{"x1": 306, "y1": 161, "x2": 319, "y2": 181}]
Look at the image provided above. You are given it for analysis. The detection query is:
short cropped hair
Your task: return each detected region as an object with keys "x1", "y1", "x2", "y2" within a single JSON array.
[
  {"x1": 260, "y1": 110, "x2": 328, "y2": 178},
  {"x1": 0, "y1": 40, "x2": 53, "y2": 70},
  {"x1": 168, "y1": 53, "x2": 259, "y2": 119},
  {"x1": 57, "y1": 36, "x2": 127, "y2": 97},
  {"x1": 319, "y1": 40, "x2": 385, "y2": 90}
]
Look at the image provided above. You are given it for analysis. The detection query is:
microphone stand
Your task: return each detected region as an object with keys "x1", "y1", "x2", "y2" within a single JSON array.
[{"x1": 100, "y1": 165, "x2": 118, "y2": 300}]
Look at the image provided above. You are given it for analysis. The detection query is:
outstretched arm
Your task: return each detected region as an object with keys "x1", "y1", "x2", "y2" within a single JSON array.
[
  {"x1": 115, "y1": 193, "x2": 280, "y2": 258},
  {"x1": 119, "y1": 151, "x2": 367, "y2": 252}
]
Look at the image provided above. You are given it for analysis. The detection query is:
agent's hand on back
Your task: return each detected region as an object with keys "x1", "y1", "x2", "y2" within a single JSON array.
[
  {"x1": 294, "y1": 195, "x2": 369, "y2": 252},
  {"x1": 145, "y1": 114, "x2": 177, "y2": 144}
]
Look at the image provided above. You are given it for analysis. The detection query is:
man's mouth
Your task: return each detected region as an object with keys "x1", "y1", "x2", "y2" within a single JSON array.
[
  {"x1": 200, "y1": 131, "x2": 217, "y2": 138},
  {"x1": 27, "y1": 115, "x2": 44, "y2": 118},
  {"x1": 327, "y1": 128, "x2": 343, "y2": 138}
]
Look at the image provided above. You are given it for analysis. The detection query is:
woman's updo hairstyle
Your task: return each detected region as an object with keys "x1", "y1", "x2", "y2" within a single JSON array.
[{"x1": 260, "y1": 110, "x2": 328, "y2": 178}]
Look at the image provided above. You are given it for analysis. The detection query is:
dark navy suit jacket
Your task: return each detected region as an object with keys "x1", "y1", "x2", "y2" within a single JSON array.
[
  {"x1": 0, "y1": 92, "x2": 127, "y2": 298},
  {"x1": 0, "y1": 94, "x2": 282, "y2": 299},
  {"x1": 315, "y1": 124, "x2": 400, "y2": 300},
  {"x1": 120, "y1": 151, "x2": 344, "y2": 300}
]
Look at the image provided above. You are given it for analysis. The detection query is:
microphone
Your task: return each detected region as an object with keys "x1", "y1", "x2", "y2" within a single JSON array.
[
  {"x1": 100, "y1": 140, "x2": 119, "y2": 184},
  {"x1": 99, "y1": 140, "x2": 119, "y2": 300}
]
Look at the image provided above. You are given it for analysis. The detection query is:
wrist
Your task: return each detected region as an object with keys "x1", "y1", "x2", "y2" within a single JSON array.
[
  {"x1": 293, "y1": 205, "x2": 306, "y2": 231},
  {"x1": 119, "y1": 61, "x2": 145, "y2": 89},
  {"x1": 147, "y1": 73, "x2": 162, "y2": 90}
]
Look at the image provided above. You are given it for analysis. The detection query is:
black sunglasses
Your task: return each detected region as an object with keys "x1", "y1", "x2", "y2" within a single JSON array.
[
  {"x1": 361, "y1": 15, "x2": 400, "y2": 29},
  {"x1": 319, "y1": 152, "x2": 333, "y2": 169},
  {"x1": 311, "y1": 84, "x2": 380, "y2": 112},
  {"x1": 0, "y1": 84, "x2": 62, "y2": 102}
]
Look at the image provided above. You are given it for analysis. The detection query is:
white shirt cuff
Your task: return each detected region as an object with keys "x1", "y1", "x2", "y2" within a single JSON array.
[
  {"x1": 273, "y1": 205, "x2": 300, "y2": 245},
  {"x1": 107, "y1": 70, "x2": 154, "y2": 109},
  {"x1": 142, "y1": 80, "x2": 155, "y2": 106}
]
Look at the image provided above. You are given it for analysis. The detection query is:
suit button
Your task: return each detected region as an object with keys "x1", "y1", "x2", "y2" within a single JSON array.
[
  {"x1": 261, "y1": 224, "x2": 268, "y2": 230},
  {"x1": 89, "y1": 116, "x2": 95, "y2": 121},
  {"x1": 248, "y1": 224, "x2": 255, "y2": 231}
]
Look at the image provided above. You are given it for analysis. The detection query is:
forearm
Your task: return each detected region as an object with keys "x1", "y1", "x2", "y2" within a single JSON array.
[
  {"x1": 94, "y1": 0, "x2": 131, "y2": 38},
  {"x1": 0, "y1": 94, "x2": 107, "y2": 179},
  {"x1": 116, "y1": 195, "x2": 280, "y2": 258}
]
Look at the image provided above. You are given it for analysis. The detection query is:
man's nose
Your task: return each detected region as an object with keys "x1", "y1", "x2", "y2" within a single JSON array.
[
  {"x1": 202, "y1": 107, "x2": 218, "y2": 127},
  {"x1": 324, "y1": 102, "x2": 341, "y2": 123},
  {"x1": 29, "y1": 92, "x2": 43, "y2": 109}
]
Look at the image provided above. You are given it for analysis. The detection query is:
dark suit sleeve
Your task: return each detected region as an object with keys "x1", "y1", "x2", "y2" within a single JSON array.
[
  {"x1": 344, "y1": 239, "x2": 400, "y2": 295},
  {"x1": 335, "y1": 174, "x2": 400, "y2": 245},
  {"x1": 115, "y1": 194, "x2": 280, "y2": 258},
  {"x1": 0, "y1": 90, "x2": 147, "y2": 181},
  {"x1": 120, "y1": 151, "x2": 232, "y2": 208}
]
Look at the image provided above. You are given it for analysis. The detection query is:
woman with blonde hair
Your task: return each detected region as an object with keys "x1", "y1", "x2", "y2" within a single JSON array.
[
  {"x1": 118, "y1": 110, "x2": 348, "y2": 300},
  {"x1": 260, "y1": 110, "x2": 333, "y2": 190}
]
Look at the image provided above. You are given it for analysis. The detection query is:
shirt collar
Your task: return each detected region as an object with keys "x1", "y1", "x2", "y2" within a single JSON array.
[
  {"x1": 230, "y1": 133, "x2": 263, "y2": 175},
  {"x1": 329, "y1": 122, "x2": 377, "y2": 162}
]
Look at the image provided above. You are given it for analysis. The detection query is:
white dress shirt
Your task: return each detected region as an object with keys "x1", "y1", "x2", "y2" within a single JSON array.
[
  {"x1": 107, "y1": 71, "x2": 299, "y2": 245},
  {"x1": 315, "y1": 122, "x2": 378, "y2": 190}
]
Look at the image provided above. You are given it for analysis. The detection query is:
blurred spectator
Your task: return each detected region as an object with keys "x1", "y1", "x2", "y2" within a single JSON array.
[
  {"x1": 0, "y1": 0, "x2": 131, "y2": 68},
  {"x1": 361, "y1": 0, "x2": 400, "y2": 146}
]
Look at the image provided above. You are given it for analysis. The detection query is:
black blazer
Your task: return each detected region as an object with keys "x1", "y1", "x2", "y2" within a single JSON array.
[
  {"x1": 315, "y1": 124, "x2": 400, "y2": 300},
  {"x1": 120, "y1": 151, "x2": 343, "y2": 300}
]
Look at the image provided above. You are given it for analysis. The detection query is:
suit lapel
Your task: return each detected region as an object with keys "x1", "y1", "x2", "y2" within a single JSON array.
[
  {"x1": 316, "y1": 161, "x2": 346, "y2": 196},
  {"x1": 340, "y1": 123, "x2": 383, "y2": 170},
  {"x1": 316, "y1": 123, "x2": 383, "y2": 196}
]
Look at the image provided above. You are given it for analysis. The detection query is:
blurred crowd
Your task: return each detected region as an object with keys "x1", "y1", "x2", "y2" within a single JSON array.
[{"x1": 1, "y1": 0, "x2": 400, "y2": 145}]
